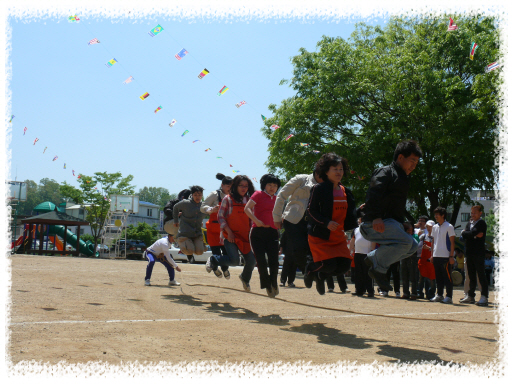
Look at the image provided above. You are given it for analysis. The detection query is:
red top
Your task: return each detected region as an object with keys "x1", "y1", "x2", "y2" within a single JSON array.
[{"x1": 249, "y1": 190, "x2": 277, "y2": 229}]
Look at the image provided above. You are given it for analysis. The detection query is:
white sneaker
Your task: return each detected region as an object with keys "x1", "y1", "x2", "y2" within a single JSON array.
[
  {"x1": 430, "y1": 294, "x2": 444, "y2": 302},
  {"x1": 476, "y1": 296, "x2": 488, "y2": 306},
  {"x1": 168, "y1": 280, "x2": 181, "y2": 286},
  {"x1": 145, "y1": 279, "x2": 151, "y2": 286},
  {"x1": 205, "y1": 257, "x2": 213, "y2": 273},
  {"x1": 460, "y1": 295, "x2": 476, "y2": 304},
  {"x1": 328, "y1": 288, "x2": 334, "y2": 293},
  {"x1": 214, "y1": 269, "x2": 223, "y2": 278},
  {"x1": 441, "y1": 296, "x2": 453, "y2": 304},
  {"x1": 239, "y1": 274, "x2": 251, "y2": 292},
  {"x1": 223, "y1": 270, "x2": 231, "y2": 280},
  {"x1": 395, "y1": 292, "x2": 401, "y2": 298},
  {"x1": 380, "y1": 291, "x2": 389, "y2": 297}
]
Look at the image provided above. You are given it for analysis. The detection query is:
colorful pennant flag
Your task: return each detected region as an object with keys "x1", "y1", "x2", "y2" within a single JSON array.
[
  {"x1": 235, "y1": 101, "x2": 247, "y2": 108},
  {"x1": 169, "y1": 119, "x2": 177, "y2": 127},
  {"x1": 88, "y1": 38, "x2": 100, "y2": 45},
  {"x1": 233, "y1": 170, "x2": 240, "y2": 173},
  {"x1": 33, "y1": 138, "x2": 39, "y2": 145},
  {"x1": 198, "y1": 68, "x2": 210, "y2": 79},
  {"x1": 181, "y1": 130, "x2": 189, "y2": 137},
  {"x1": 230, "y1": 165, "x2": 233, "y2": 167},
  {"x1": 350, "y1": 170, "x2": 356, "y2": 174},
  {"x1": 447, "y1": 17, "x2": 458, "y2": 31},
  {"x1": 312, "y1": 150, "x2": 321, "y2": 154},
  {"x1": 216, "y1": 157, "x2": 223, "y2": 159},
  {"x1": 77, "y1": 175, "x2": 81, "y2": 179},
  {"x1": 43, "y1": 147, "x2": 47, "y2": 154},
  {"x1": 192, "y1": 140, "x2": 200, "y2": 143},
  {"x1": 271, "y1": 125, "x2": 280, "y2": 131},
  {"x1": 218, "y1": 86, "x2": 229, "y2": 96},
  {"x1": 23, "y1": 127, "x2": 27, "y2": 135},
  {"x1": 469, "y1": 42, "x2": 478, "y2": 60},
  {"x1": 205, "y1": 148, "x2": 212, "y2": 152},
  {"x1": 73, "y1": 170, "x2": 75, "y2": 176},
  {"x1": 148, "y1": 24, "x2": 164, "y2": 37},
  {"x1": 175, "y1": 48, "x2": 188, "y2": 60},
  {"x1": 154, "y1": 106, "x2": 162, "y2": 114},
  {"x1": 485, "y1": 62, "x2": 501, "y2": 72},
  {"x1": 285, "y1": 134, "x2": 294, "y2": 141},
  {"x1": 123, "y1": 76, "x2": 134, "y2": 84},
  {"x1": 299, "y1": 143, "x2": 310, "y2": 147},
  {"x1": 140, "y1": 92, "x2": 150, "y2": 100},
  {"x1": 68, "y1": 15, "x2": 80, "y2": 23},
  {"x1": 261, "y1": 115, "x2": 266, "y2": 121},
  {"x1": 52, "y1": 156, "x2": 58, "y2": 161},
  {"x1": 9, "y1": 115, "x2": 14, "y2": 123},
  {"x1": 64, "y1": 163, "x2": 66, "y2": 169},
  {"x1": 252, "y1": 178, "x2": 257, "y2": 182},
  {"x1": 105, "y1": 58, "x2": 118, "y2": 68}
]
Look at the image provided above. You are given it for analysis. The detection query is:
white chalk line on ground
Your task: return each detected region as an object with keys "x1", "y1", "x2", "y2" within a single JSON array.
[{"x1": 9, "y1": 310, "x2": 495, "y2": 326}]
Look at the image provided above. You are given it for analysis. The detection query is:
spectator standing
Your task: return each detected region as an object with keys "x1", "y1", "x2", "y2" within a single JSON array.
[{"x1": 429, "y1": 207, "x2": 456, "y2": 304}]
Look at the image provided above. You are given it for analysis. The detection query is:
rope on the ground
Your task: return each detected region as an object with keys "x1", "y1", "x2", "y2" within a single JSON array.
[{"x1": 184, "y1": 282, "x2": 497, "y2": 325}]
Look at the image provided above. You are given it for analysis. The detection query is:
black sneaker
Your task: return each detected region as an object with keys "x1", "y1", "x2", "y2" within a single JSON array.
[
  {"x1": 364, "y1": 257, "x2": 393, "y2": 292},
  {"x1": 303, "y1": 262, "x2": 315, "y2": 289},
  {"x1": 315, "y1": 275, "x2": 326, "y2": 295}
]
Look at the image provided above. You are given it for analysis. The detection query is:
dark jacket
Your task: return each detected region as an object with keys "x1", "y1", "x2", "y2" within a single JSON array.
[
  {"x1": 362, "y1": 161, "x2": 410, "y2": 224},
  {"x1": 461, "y1": 219, "x2": 487, "y2": 256},
  {"x1": 306, "y1": 180, "x2": 358, "y2": 241},
  {"x1": 163, "y1": 198, "x2": 180, "y2": 224}
]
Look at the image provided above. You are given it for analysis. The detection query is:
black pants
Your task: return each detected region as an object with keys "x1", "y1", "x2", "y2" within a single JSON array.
[
  {"x1": 250, "y1": 227, "x2": 280, "y2": 290},
  {"x1": 353, "y1": 253, "x2": 374, "y2": 295},
  {"x1": 386, "y1": 261, "x2": 401, "y2": 294},
  {"x1": 283, "y1": 218, "x2": 310, "y2": 274},
  {"x1": 326, "y1": 274, "x2": 348, "y2": 291},
  {"x1": 433, "y1": 257, "x2": 453, "y2": 298},
  {"x1": 281, "y1": 252, "x2": 296, "y2": 284},
  {"x1": 210, "y1": 245, "x2": 229, "y2": 272},
  {"x1": 401, "y1": 255, "x2": 418, "y2": 296},
  {"x1": 466, "y1": 253, "x2": 489, "y2": 298},
  {"x1": 310, "y1": 257, "x2": 352, "y2": 282}
]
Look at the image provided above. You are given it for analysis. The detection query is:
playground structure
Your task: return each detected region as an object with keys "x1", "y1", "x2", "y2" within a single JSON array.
[
  {"x1": 13, "y1": 224, "x2": 96, "y2": 257},
  {"x1": 99, "y1": 195, "x2": 139, "y2": 259}
]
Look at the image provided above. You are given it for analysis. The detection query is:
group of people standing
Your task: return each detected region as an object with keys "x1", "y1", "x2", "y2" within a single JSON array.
[{"x1": 144, "y1": 139, "x2": 491, "y2": 307}]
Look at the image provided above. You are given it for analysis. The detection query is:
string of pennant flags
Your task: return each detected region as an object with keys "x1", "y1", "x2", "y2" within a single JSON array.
[{"x1": 11, "y1": 15, "x2": 502, "y2": 188}]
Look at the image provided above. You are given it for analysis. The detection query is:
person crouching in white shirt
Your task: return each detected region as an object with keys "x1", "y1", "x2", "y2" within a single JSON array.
[{"x1": 144, "y1": 234, "x2": 182, "y2": 286}]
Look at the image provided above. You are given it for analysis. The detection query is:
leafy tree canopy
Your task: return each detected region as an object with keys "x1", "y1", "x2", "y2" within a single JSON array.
[
  {"x1": 122, "y1": 222, "x2": 161, "y2": 248},
  {"x1": 263, "y1": 14, "x2": 500, "y2": 224},
  {"x1": 138, "y1": 186, "x2": 176, "y2": 210}
]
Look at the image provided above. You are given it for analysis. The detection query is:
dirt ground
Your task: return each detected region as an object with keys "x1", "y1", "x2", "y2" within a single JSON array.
[{"x1": 7, "y1": 254, "x2": 500, "y2": 368}]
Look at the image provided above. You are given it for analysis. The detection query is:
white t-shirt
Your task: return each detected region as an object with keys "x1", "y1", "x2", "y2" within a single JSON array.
[
  {"x1": 431, "y1": 221, "x2": 455, "y2": 258},
  {"x1": 353, "y1": 227, "x2": 372, "y2": 254},
  {"x1": 147, "y1": 237, "x2": 178, "y2": 268}
]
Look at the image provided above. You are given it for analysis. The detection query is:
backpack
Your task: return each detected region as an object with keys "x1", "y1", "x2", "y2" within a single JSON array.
[{"x1": 163, "y1": 198, "x2": 180, "y2": 223}]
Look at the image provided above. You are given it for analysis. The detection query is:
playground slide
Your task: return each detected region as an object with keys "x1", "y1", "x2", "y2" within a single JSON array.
[
  {"x1": 48, "y1": 235, "x2": 64, "y2": 251},
  {"x1": 47, "y1": 225, "x2": 97, "y2": 257}
]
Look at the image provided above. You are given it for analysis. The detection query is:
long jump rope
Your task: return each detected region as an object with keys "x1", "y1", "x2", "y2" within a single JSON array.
[{"x1": 176, "y1": 270, "x2": 496, "y2": 326}]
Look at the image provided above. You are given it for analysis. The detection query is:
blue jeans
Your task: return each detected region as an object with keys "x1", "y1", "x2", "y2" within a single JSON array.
[
  {"x1": 359, "y1": 219, "x2": 418, "y2": 274},
  {"x1": 211, "y1": 239, "x2": 256, "y2": 283}
]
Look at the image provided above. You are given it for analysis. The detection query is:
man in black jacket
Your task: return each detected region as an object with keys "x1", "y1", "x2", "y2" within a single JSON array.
[
  {"x1": 459, "y1": 205, "x2": 488, "y2": 306},
  {"x1": 359, "y1": 140, "x2": 422, "y2": 292}
]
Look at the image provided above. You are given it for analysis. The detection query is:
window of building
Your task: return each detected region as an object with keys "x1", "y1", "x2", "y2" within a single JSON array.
[
  {"x1": 147, "y1": 208, "x2": 153, "y2": 217},
  {"x1": 79, "y1": 208, "x2": 84, "y2": 215},
  {"x1": 461, "y1": 213, "x2": 470, "y2": 222}
]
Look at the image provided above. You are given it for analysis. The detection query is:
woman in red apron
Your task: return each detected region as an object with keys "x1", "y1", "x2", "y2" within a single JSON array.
[
  {"x1": 305, "y1": 153, "x2": 358, "y2": 295},
  {"x1": 205, "y1": 175, "x2": 257, "y2": 291},
  {"x1": 418, "y1": 220, "x2": 436, "y2": 299},
  {"x1": 201, "y1": 173, "x2": 233, "y2": 278}
]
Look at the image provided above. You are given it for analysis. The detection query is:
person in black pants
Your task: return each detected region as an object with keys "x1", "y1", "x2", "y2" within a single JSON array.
[
  {"x1": 326, "y1": 274, "x2": 350, "y2": 293},
  {"x1": 279, "y1": 230, "x2": 296, "y2": 287},
  {"x1": 382, "y1": 261, "x2": 401, "y2": 297},
  {"x1": 350, "y1": 218, "x2": 376, "y2": 297},
  {"x1": 460, "y1": 205, "x2": 489, "y2": 306}
]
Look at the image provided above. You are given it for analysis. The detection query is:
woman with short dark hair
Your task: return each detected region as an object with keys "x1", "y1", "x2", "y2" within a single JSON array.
[
  {"x1": 305, "y1": 153, "x2": 358, "y2": 295},
  {"x1": 206, "y1": 175, "x2": 257, "y2": 291},
  {"x1": 201, "y1": 173, "x2": 233, "y2": 278}
]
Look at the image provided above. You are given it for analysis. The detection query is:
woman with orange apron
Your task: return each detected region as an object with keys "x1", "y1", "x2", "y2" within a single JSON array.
[
  {"x1": 305, "y1": 153, "x2": 358, "y2": 295},
  {"x1": 205, "y1": 175, "x2": 257, "y2": 291},
  {"x1": 418, "y1": 220, "x2": 436, "y2": 299},
  {"x1": 201, "y1": 173, "x2": 233, "y2": 278}
]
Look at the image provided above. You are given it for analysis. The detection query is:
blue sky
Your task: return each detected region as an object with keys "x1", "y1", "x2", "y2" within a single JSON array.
[{"x1": 7, "y1": 15, "x2": 387, "y2": 197}]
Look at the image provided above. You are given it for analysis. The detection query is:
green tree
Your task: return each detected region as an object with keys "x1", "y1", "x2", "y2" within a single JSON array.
[
  {"x1": 485, "y1": 209, "x2": 496, "y2": 237},
  {"x1": 60, "y1": 172, "x2": 135, "y2": 251},
  {"x1": 122, "y1": 222, "x2": 161, "y2": 247},
  {"x1": 263, "y1": 14, "x2": 499, "y2": 225},
  {"x1": 138, "y1": 186, "x2": 176, "y2": 209},
  {"x1": 16, "y1": 179, "x2": 39, "y2": 215}
]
